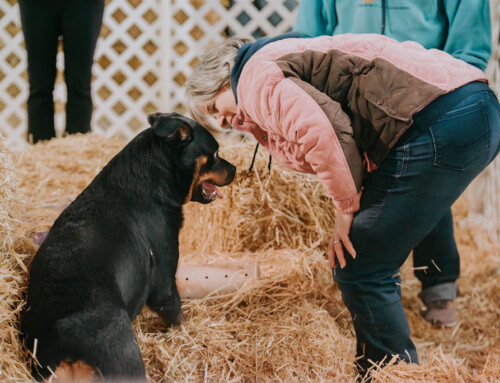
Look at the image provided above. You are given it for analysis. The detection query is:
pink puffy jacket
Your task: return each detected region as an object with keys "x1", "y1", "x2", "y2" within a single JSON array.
[{"x1": 230, "y1": 34, "x2": 487, "y2": 213}]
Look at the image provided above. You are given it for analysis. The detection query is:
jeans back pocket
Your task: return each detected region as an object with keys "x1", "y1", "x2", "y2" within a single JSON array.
[{"x1": 428, "y1": 99, "x2": 490, "y2": 171}]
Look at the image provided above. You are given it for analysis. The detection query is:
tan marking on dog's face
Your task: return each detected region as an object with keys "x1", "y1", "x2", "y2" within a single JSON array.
[
  {"x1": 197, "y1": 169, "x2": 232, "y2": 187},
  {"x1": 184, "y1": 155, "x2": 208, "y2": 203},
  {"x1": 49, "y1": 361, "x2": 96, "y2": 382}
]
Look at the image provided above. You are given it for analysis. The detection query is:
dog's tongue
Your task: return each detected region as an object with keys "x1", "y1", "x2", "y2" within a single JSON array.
[{"x1": 203, "y1": 182, "x2": 224, "y2": 200}]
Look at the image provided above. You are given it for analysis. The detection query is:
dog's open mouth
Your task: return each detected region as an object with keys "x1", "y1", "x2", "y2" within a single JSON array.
[{"x1": 201, "y1": 181, "x2": 224, "y2": 201}]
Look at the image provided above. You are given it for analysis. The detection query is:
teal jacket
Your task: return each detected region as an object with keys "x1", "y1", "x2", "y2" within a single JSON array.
[{"x1": 294, "y1": 0, "x2": 491, "y2": 71}]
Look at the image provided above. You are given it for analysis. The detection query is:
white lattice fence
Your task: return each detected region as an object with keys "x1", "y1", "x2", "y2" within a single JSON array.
[
  {"x1": 0, "y1": 0, "x2": 27, "y2": 150},
  {"x1": 0, "y1": 0, "x2": 298, "y2": 150},
  {"x1": 93, "y1": 0, "x2": 161, "y2": 141}
]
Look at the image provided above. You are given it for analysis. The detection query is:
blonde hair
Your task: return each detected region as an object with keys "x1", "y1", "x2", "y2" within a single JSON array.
[{"x1": 186, "y1": 37, "x2": 251, "y2": 128}]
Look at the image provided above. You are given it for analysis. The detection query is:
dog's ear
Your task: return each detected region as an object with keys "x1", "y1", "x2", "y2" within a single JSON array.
[
  {"x1": 149, "y1": 113, "x2": 192, "y2": 141},
  {"x1": 148, "y1": 112, "x2": 163, "y2": 128}
]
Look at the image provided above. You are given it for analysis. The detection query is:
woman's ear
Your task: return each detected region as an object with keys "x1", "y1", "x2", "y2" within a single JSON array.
[{"x1": 149, "y1": 112, "x2": 192, "y2": 141}]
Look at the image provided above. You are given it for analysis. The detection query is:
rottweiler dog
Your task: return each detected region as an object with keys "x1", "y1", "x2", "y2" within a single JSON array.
[{"x1": 22, "y1": 112, "x2": 236, "y2": 382}]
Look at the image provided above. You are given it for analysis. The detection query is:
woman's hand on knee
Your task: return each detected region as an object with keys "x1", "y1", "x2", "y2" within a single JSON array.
[{"x1": 328, "y1": 212, "x2": 356, "y2": 269}]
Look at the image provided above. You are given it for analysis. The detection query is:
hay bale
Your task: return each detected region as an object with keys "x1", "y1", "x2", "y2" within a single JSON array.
[
  {"x1": 179, "y1": 140, "x2": 336, "y2": 254},
  {"x1": 5, "y1": 133, "x2": 500, "y2": 382},
  {"x1": 0, "y1": 135, "x2": 32, "y2": 381},
  {"x1": 368, "y1": 348, "x2": 500, "y2": 383},
  {"x1": 15, "y1": 134, "x2": 126, "y2": 237},
  {"x1": 0, "y1": 134, "x2": 16, "y2": 252},
  {"x1": 135, "y1": 249, "x2": 354, "y2": 382}
]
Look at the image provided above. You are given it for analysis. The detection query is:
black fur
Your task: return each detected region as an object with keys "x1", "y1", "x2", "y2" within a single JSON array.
[{"x1": 22, "y1": 112, "x2": 236, "y2": 381}]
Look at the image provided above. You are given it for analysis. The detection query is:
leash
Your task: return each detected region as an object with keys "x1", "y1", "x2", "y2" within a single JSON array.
[{"x1": 246, "y1": 143, "x2": 272, "y2": 176}]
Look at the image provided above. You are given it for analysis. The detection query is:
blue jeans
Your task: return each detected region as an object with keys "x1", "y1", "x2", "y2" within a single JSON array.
[
  {"x1": 413, "y1": 209, "x2": 460, "y2": 304},
  {"x1": 333, "y1": 85, "x2": 500, "y2": 372}
]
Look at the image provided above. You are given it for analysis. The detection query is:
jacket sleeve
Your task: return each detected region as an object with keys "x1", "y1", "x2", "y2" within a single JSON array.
[
  {"x1": 266, "y1": 77, "x2": 363, "y2": 213},
  {"x1": 443, "y1": 0, "x2": 492, "y2": 71},
  {"x1": 293, "y1": 0, "x2": 337, "y2": 37}
]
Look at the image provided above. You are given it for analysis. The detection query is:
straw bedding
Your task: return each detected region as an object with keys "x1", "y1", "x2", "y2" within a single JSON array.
[
  {"x1": 0, "y1": 134, "x2": 31, "y2": 381},
  {"x1": 2, "y1": 133, "x2": 499, "y2": 382}
]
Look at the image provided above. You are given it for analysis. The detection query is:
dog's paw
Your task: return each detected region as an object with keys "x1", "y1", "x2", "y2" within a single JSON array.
[{"x1": 156, "y1": 306, "x2": 183, "y2": 327}]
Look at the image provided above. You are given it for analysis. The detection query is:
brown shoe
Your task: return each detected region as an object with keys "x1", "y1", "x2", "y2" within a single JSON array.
[{"x1": 420, "y1": 299, "x2": 457, "y2": 327}]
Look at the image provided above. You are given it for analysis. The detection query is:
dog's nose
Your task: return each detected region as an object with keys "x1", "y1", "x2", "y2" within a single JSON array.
[{"x1": 227, "y1": 164, "x2": 236, "y2": 183}]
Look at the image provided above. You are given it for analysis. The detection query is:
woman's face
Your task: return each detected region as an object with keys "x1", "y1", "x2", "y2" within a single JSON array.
[{"x1": 204, "y1": 87, "x2": 237, "y2": 128}]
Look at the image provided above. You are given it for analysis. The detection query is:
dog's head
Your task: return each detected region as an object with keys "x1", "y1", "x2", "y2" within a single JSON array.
[{"x1": 148, "y1": 112, "x2": 236, "y2": 204}]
